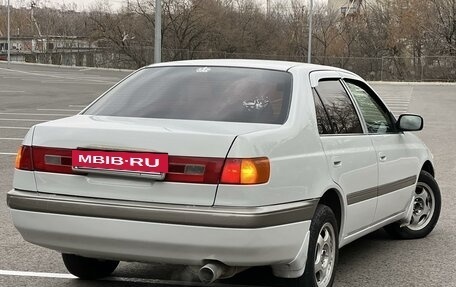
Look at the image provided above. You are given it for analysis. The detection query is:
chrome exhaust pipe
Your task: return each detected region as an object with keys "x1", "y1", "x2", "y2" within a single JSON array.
[
  {"x1": 199, "y1": 262, "x2": 223, "y2": 284},
  {"x1": 198, "y1": 262, "x2": 248, "y2": 284}
]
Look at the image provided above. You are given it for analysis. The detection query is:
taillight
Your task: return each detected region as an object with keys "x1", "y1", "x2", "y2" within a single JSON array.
[
  {"x1": 15, "y1": 146, "x2": 33, "y2": 170},
  {"x1": 165, "y1": 156, "x2": 270, "y2": 185},
  {"x1": 166, "y1": 156, "x2": 225, "y2": 184},
  {"x1": 32, "y1": 147, "x2": 73, "y2": 174},
  {"x1": 221, "y1": 157, "x2": 270, "y2": 184},
  {"x1": 15, "y1": 145, "x2": 270, "y2": 185}
]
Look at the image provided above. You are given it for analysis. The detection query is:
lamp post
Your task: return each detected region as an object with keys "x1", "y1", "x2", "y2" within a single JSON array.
[
  {"x1": 154, "y1": 0, "x2": 161, "y2": 63},
  {"x1": 7, "y1": 0, "x2": 11, "y2": 67},
  {"x1": 307, "y1": 0, "x2": 313, "y2": 64}
]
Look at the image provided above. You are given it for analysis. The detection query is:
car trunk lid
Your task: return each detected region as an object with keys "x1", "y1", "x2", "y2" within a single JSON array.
[{"x1": 30, "y1": 115, "x2": 276, "y2": 206}]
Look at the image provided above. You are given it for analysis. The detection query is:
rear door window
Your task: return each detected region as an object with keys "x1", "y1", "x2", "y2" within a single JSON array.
[
  {"x1": 313, "y1": 90, "x2": 334, "y2": 134},
  {"x1": 84, "y1": 67, "x2": 292, "y2": 124},
  {"x1": 314, "y1": 79, "x2": 363, "y2": 134}
]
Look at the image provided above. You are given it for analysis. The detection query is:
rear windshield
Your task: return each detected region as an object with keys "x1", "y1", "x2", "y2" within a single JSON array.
[{"x1": 83, "y1": 66, "x2": 292, "y2": 124}]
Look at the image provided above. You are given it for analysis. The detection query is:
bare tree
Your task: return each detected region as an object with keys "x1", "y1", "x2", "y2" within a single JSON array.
[
  {"x1": 429, "y1": 0, "x2": 456, "y2": 55},
  {"x1": 312, "y1": 6, "x2": 341, "y2": 64},
  {"x1": 88, "y1": 6, "x2": 151, "y2": 67}
]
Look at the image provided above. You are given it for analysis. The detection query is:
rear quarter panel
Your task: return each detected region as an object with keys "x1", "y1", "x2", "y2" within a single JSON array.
[{"x1": 215, "y1": 67, "x2": 334, "y2": 207}]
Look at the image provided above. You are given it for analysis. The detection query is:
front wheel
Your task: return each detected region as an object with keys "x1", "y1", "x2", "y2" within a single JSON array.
[
  {"x1": 385, "y1": 170, "x2": 441, "y2": 239},
  {"x1": 62, "y1": 253, "x2": 119, "y2": 279}
]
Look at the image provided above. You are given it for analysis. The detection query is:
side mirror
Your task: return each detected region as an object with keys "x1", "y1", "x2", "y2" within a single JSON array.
[{"x1": 397, "y1": 114, "x2": 423, "y2": 131}]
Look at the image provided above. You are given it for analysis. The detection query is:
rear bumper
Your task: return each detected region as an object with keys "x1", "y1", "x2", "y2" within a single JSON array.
[{"x1": 8, "y1": 189, "x2": 315, "y2": 266}]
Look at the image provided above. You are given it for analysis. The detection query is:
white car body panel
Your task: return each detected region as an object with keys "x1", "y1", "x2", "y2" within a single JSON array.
[
  {"x1": 371, "y1": 133, "x2": 421, "y2": 221},
  {"x1": 11, "y1": 209, "x2": 310, "y2": 266},
  {"x1": 13, "y1": 170, "x2": 37, "y2": 192},
  {"x1": 340, "y1": 210, "x2": 407, "y2": 247},
  {"x1": 319, "y1": 135, "x2": 378, "y2": 237},
  {"x1": 33, "y1": 172, "x2": 219, "y2": 206},
  {"x1": 32, "y1": 115, "x2": 272, "y2": 157}
]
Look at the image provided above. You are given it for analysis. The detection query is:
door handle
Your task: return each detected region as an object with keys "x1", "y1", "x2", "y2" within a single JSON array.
[
  {"x1": 379, "y1": 152, "x2": 387, "y2": 162},
  {"x1": 332, "y1": 156, "x2": 342, "y2": 167}
]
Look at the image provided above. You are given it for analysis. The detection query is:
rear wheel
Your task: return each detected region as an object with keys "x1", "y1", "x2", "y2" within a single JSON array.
[
  {"x1": 385, "y1": 171, "x2": 441, "y2": 239},
  {"x1": 282, "y1": 204, "x2": 338, "y2": 287},
  {"x1": 62, "y1": 253, "x2": 119, "y2": 279}
]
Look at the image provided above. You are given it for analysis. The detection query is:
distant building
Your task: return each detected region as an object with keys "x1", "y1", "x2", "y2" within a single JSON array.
[
  {"x1": 0, "y1": 36, "x2": 91, "y2": 53},
  {"x1": 328, "y1": 0, "x2": 364, "y2": 15},
  {"x1": 0, "y1": 36, "x2": 97, "y2": 65}
]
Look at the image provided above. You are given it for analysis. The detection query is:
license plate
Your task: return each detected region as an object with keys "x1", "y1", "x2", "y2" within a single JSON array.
[{"x1": 72, "y1": 150, "x2": 168, "y2": 173}]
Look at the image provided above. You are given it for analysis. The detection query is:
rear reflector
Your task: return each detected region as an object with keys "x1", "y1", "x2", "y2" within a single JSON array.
[
  {"x1": 33, "y1": 146, "x2": 73, "y2": 174},
  {"x1": 166, "y1": 156, "x2": 224, "y2": 184},
  {"x1": 16, "y1": 146, "x2": 270, "y2": 185}
]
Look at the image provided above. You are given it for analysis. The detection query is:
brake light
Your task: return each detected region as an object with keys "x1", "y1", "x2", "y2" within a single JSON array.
[
  {"x1": 33, "y1": 147, "x2": 73, "y2": 174},
  {"x1": 15, "y1": 146, "x2": 33, "y2": 170},
  {"x1": 221, "y1": 158, "x2": 270, "y2": 184}
]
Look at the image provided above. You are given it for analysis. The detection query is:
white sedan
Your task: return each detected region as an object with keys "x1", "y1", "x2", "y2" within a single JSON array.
[{"x1": 8, "y1": 60, "x2": 441, "y2": 287}]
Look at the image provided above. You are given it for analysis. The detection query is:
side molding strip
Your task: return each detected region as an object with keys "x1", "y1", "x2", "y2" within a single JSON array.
[
  {"x1": 377, "y1": 176, "x2": 417, "y2": 197},
  {"x1": 347, "y1": 187, "x2": 378, "y2": 205},
  {"x1": 347, "y1": 175, "x2": 417, "y2": 205}
]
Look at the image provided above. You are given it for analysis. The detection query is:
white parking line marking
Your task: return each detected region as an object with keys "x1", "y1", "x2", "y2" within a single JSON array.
[
  {"x1": 0, "y1": 126, "x2": 29, "y2": 130},
  {"x1": 382, "y1": 100, "x2": 410, "y2": 103},
  {"x1": 0, "y1": 112, "x2": 71, "y2": 116},
  {"x1": 0, "y1": 270, "x2": 75, "y2": 279},
  {"x1": 383, "y1": 101, "x2": 409, "y2": 104},
  {"x1": 0, "y1": 118, "x2": 47, "y2": 122},
  {"x1": 40, "y1": 81, "x2": 79, "y2": 84},
  {"x1": 103, "y1": 276, "x2": 260, "y2": 287},
  {"x1": 0, "y1": 138, "x2": 23, "y2": 140},
  {"x1": 386, "y1": 105, "x2": 409, "y2": 108},
  {"x1": 0, "y1": 152, "x2": 16, "y2": 155},
  {"x1": 0, "y1": 270, "x2": 258, "y2": 287},
  {"x1": 0, "y1": 67, "x2": 117, "y2": 84},
  {"x1": 68, "y1": 81, "x2": 115, "y2": 85},
  {"x1": 387, "y1": 104, "x2": 410, "y2": 106},
  {"x1": 0, "y1": 90, "x2": 25, "y2": 93},
  {"x1": 69, "y1": 105, "x2": 87, "y2": 108},
  {"x1": 37, "y1": 109, "x2": 80, "y2": 112}
]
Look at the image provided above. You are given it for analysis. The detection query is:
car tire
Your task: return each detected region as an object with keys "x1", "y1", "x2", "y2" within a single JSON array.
[
  {"x1": 384, "y1": 170, "x2": 441, "y2": 239},
  {"x1": 281, "y1": 204, "x2": 338, "y2": 287},
  {"x1": 62, "y1": 253, "x2": 119, "y2": 279}
]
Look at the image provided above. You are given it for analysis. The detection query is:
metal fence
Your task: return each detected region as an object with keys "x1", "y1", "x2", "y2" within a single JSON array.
[{"x1": 3, "y1": 47, "x2": 456, "y2": 82}]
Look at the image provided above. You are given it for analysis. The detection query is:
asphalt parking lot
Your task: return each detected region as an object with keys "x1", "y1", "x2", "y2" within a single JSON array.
[{"x1": 1, "y1": 62, "x2": 455, "y2": 287}]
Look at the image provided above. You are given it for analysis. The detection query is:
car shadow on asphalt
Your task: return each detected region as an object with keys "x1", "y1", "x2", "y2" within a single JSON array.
[{"x1": 59, "y1": 228, "x2": 394, "y2": 287}]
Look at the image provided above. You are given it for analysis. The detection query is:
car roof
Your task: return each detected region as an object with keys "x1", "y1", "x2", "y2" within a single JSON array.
[{"x1": 147, "y1": 59, "x2": 354, "y2": 74}]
